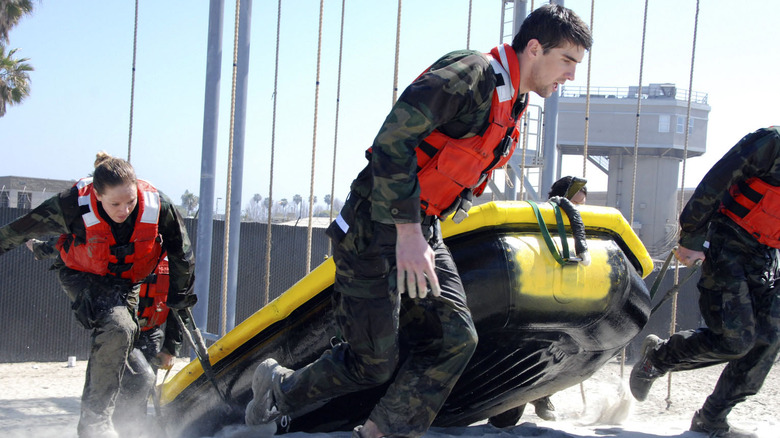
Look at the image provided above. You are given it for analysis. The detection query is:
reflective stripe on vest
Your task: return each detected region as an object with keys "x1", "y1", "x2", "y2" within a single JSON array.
[{"x1": 720, "y1": 177, "x2": 780, "y2": 248}]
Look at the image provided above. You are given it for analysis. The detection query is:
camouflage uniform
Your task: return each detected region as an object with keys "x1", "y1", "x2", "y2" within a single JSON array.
[
  {"x1": 648, "y1": 127, "x2": 780, "y2": 423},
  {"x1": 0, "y1": 185, "x2": 195, "y2": 438},
  {"x1": 275, "y1": 50, "x2": 527, "y2": 437},
  {"x1": 31, "y1": 236, "x2": 187, "y2": 428}
]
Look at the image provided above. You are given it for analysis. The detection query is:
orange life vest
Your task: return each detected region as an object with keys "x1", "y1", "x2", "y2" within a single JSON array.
[
  {"x1": 720, "y1": 177, "x2": 780, "y2": 248},
  {"x1": 138, "y1": 256, "x2": 170, "y2": 331},
  {"x1": 416, "y1": 43, "x2": 526, "y2": 217},
  {"x1": 57, "y1": 178, "x2": 163, "y2": 282}
]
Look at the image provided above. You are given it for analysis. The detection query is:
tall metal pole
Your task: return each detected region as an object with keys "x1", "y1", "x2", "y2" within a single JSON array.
[
  {"x1": 223, "y1": 0, "x2": 253, "y2": 332},
  {"x1": 193, "y1": 0, "x2": 225, "y2": 335},
  {"x1": 504, "y1": 0, "x2": 527, "y2": 201},
  {"x1": 541, "y1": 0, "x2": 564, "y2": 192}
]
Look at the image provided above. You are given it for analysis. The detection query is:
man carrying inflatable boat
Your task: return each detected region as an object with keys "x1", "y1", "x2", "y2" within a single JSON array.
[{"x1": 244, "y1": 5, "x2": 593, "y2": 438}]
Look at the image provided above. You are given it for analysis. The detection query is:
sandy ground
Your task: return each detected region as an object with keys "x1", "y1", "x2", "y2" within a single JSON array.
[{"x1": 0, "y1": 357, "x2": 777, "y2": 438}]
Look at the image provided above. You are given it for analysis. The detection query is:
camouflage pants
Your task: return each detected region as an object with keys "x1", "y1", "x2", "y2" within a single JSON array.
[
  {"x1": 58, "y1": 268, "x2": 140, "y2": 437},
  {"x1": 652, "y1": 220, "x2": 780, "y2": 420},
  {"x1": 113, "y1": 329, "x2": 162, "y2": 435},
  {"x1": 280, "y1": 202, "x2": 478, "y2": 437}
]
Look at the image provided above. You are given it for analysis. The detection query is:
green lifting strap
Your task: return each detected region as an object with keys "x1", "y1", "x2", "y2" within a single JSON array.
[
  {"x1": 526, "y1": 200, "x2": 567, "y2": 266},
  {"x1": 550, "y1": 200, "x2": 571, "y2": 260}
]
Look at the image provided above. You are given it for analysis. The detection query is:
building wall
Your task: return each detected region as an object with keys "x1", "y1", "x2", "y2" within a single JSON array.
[
  {"x1": 606, "y1": 156, "x2": 682, "y2": 255},
  {"x1": 558, "y1": 97, "x2": 710, "y2": 156},
  {"x1": 0, "y1": 176, "x2": 75, "y2": 209}
]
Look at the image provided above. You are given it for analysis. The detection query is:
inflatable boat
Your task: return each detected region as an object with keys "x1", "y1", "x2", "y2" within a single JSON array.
[{"x1": 159, "y1": 201, "x2": 653, "y2": 436}]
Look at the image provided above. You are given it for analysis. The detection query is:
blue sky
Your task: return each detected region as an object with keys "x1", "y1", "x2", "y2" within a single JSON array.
[{"x1": 2, "y1": 0, "x2": 778, "y2": 213}]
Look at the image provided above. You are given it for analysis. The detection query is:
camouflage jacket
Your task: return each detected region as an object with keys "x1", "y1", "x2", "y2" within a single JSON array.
[
  {"x1": 350, "y1": 49, "x2": 528, "y2": 225},
  {"x1": 679, "y1": 127, "x2": 780, "y2": 250},
  {"x1": 29, "y1": 236, "x2": 186, "y2": 356},
  {"x1": 0, "y1": 185, "x2": 195, "y2": 300}
]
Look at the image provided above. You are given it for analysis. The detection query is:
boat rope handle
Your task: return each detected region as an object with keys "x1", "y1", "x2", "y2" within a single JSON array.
[{"x1": 526, "y1": 200, "x2": 566, "y2": 266}]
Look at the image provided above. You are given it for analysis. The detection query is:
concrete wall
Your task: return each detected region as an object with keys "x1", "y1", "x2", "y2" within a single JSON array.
[
  {"x1": 0, "y1": 176, "x2": 75, "y2": 209},
  {"x1": 607, "y1": 155, "x2": 682, "y2": 254}
]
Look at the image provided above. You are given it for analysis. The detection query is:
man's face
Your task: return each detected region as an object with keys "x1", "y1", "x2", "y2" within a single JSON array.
[
  {"x1": 570, "y1": 190, "x2": 587, "y2": 205},
  {"x1": 95, "y1": 183, "x2": 138, "y2": 223},
  {"x1": 529, "y1": 41, "x2": 585, "y2": 98}
]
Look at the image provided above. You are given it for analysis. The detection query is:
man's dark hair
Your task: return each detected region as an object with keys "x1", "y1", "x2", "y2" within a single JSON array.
[{"x1": 512, "y1": 4, "x2": 592, "y2": 54}]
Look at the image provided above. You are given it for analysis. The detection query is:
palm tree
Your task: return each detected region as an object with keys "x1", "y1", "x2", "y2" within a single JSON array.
[
  {"x1": 0, "y1": 44, "x2": 32, "y2": 117},
  {"x1": 293, "y1": 194, "x2": 302, "y2": 218},
  {"x1": 0, "y1": 0, "x2": 34, "y2": 43},
  {"x1": 180, "y1": 190, "x2": 199, "y2": 217},
  {"x1": 245, "y1": 193, "x2": 262, "y2": 221}
]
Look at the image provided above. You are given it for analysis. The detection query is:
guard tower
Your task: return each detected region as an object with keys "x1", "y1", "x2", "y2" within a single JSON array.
[{"x1": 557, "y1": 83, "x2": 711, "y2": 257}]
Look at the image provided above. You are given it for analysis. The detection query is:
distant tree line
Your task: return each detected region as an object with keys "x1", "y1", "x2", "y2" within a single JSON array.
[{"x1": 178, "y1": 189, "x2": 344, "y2": 223}]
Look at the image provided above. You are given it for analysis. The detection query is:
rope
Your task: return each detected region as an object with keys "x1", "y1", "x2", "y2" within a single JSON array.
[
  {"x1": 127, "y1": 0, "x2": 139, "y2": 162},
  {"x1": 305, "y1": 0, "x2": 325, "y2": 274},
  {"x1": 392, "y1": 0, "x2": 402, "y2": 105},
  {"x1": 628, "y1": 0, "x2": 649, "y2": 228},
  {"x1": 664, "y1": 264, "x2": 679, "y2": 409},
  {"x1": 618, "y1": 0, "x2": 649, "y2": 380},
  {"x1": 569, "y1": 2, "x2": 600, "y2": 412},
  {"x1": 666, "y1": 0, "x2": 701, "y2": 410},
  {"x1": 677, "y1": 1, "x2": 700, "y2": 240},
  {"x1": 466, "y1": 0, "x2": 473, "y2": 50},
  {"x1": 328, "y1": 0, "x2": 347, "y2": 257},
  {"x1": 220, "y1": 0, "x2": 242, "y2": 336},
  {"x1": 582, "y1": 0, "x2": 594, "y2": 178},
  {"x1": 264, "y1": 0, "x2": 283, "y2": 306}
]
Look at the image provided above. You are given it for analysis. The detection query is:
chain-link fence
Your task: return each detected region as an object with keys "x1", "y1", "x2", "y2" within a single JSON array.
[{"x1": 0, "y1": 207, "x2": 330, "y2": 362}]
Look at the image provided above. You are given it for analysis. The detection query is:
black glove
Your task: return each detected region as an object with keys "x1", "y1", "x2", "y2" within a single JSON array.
[{"x1": 167, "y1": 293, "x2": 198, "y2": 310}]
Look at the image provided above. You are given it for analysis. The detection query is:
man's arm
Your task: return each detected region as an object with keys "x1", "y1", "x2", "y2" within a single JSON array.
[
  {"x1": 679, "y1": 128, "x2": 780, "y2": 250},
  {"x1": 371, "y1": 53, "x2": 494, "y2": 298},
  {"x1": 369, "y1": 51, "x2": 494, "y2": 226}
]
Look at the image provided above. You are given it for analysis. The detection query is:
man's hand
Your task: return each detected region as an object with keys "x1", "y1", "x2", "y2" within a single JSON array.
[
  {"x1": 674, "y1": 245, "x2": 705, "y2": 267},
  {"x1": 395, "y1": 222, "x2": 441, "y2": 299}
]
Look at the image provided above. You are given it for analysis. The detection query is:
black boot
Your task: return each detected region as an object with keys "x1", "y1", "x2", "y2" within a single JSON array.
[
  {"x1": 487, "y1": 405, "x2": 526, "y2": 428},
  {"x1": 629, "y1": 335, "x2": 666, "y2": 401},
  {"x1": 689, "y1": 410, "x2": 758, "y2": 438}
]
